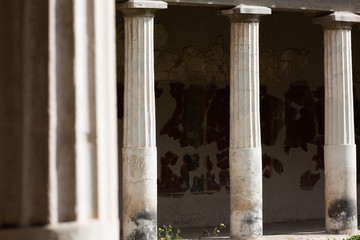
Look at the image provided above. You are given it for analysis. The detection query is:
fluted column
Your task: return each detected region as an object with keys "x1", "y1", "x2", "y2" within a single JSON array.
[
  {"x1": 0, "y1": 1, "x2": 119, "y2": 239},
  {"x1": 117, "y1": 1, "x2": 167, "y2": 239},
  {"x1": 221, "y1": 5, "x2": 270, "y2": 240},
  {"x1": 313, "y1": 12, "x2": 360, "y2": 234}
]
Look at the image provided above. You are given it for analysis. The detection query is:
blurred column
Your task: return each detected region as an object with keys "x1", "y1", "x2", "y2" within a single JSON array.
[{"x1": 0, "y1": 0, "x2": 119, "y2": 239}]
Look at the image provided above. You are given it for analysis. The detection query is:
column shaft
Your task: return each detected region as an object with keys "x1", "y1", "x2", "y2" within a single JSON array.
[
  {"x1": 324, "y1": 29, "x2": 354, "y2": 146},
  {"x1": 94, "y1": 0, "x2": 119, "y2": 221},
  {"x1": 230, "y1": 21, "x2": 261, "y2": 149},
  {"x1": 222, "y1": 5, "x2": 270, "y2": 239},
  {"x1": 119, "y1": 2, "x2": 166, "y2": 239},
  {"x1": 313, "y1": 12, "x2": 360, "y2": 234},
  {"x1": 22, "y1": 0, "x2": 57, "y2": 225},
  {"x1": 122, "y1": 12, "x2": 158, "y2": 240},
  {"x1": 324, "y1": 28, "x2": 357, "y2": 233},
  {"x1": 229, "y1": 20, "x2": 262, "y2": 240}
]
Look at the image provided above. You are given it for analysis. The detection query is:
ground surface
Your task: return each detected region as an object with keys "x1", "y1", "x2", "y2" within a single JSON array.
[{"x1": 178, "y1": 219, "x2": 355, "y2": 240}]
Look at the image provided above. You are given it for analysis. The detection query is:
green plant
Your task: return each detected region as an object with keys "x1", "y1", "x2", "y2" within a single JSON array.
[
  {"x1": 344, "y1": 235, "x2": 360, "y2": 240},
  {"x1": 158, "y1": 225, "x2": 182, "y2": 240},
  {"x1": 202, "y1": 223, "x2": 226, "y2": 238}
]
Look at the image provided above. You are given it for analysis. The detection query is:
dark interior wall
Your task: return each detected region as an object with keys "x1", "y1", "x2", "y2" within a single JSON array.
[{"x1": 116, "y1": 6, "x2": 360, "y2": 227}]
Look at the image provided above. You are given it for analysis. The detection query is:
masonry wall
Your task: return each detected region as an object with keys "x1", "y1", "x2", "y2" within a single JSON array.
[{"x1": 116, "y1": 6, "x2": 360, "y2": 228}]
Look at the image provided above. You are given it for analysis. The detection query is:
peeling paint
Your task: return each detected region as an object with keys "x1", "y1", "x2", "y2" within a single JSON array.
[
  {"x1": 154, "y1": 34, "x2": 229, "y2": 83},
  {"x1": 262, "y1": 154, "x2": 284, "y2": 179},
  {"x1": 300, "y1": 170, "x2": 320, "y2": 191},
  {"x1": 158, "y1": 151, "x2": 186, "y2": 195},
  {"x1": 260, "y1": 86, "x2": 283, "y2": 146},
  {"x1": 284, "y1": 80, "x2": 316, "y2": 153},
  {"x1": 204, "y1": 156, "x2": 221, "y2": 192}
]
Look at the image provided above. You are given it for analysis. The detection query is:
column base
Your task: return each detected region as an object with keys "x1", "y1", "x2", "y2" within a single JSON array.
[
  {"x1": 324, "y1": 144, "x2": 357, "y2": 233},
  {"x1": 122, "y1": 147, "x2": 158, "y2": 240},
  {"x1": 337, "y1": 229, "x2": 360, "y2": 235},
  {"x1": 0, "y1": 220, "x2": 119, "y2": 240},
  {"x1": 229, "y1": 147, "x2": 263, "y2": 239},
  {"x1": 229, "y1": 236, "x2": 261, "y2": 240}
]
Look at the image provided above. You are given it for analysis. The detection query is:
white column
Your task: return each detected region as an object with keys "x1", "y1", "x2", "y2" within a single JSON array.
[
  {"x1": 94, "y1": 0, "x2": 119, "y2": 222},
  {"x1": 117, "y1": 1, "x2": 167, "y2": 240},
  {"x1": 0, "y1": 1, "x2": 119, "y2": 239},
  {"x1": 314, "y1": 12, "x2": 360, "y2": 234},
  {"x1": 221, "y1": 5, "x2": 270, "y2": 240}
]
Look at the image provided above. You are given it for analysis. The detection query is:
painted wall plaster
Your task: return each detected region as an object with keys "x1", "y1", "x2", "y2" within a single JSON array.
[{"x1": 116, "y1": 6, "x2": 360, "y2": 228}]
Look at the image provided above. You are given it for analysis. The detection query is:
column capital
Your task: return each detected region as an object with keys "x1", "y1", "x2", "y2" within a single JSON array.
[
  {"x1": 117, "y1": 0, "x2": 167, "y2": 16},
  {"x1": 313, "y1": 12, "x2": 360, "y2": 30},
  {"x1": 220, "y1": 4, "x2": 271, "y2": 22}
]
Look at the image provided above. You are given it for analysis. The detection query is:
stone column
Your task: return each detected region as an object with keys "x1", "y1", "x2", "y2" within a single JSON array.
[
  {"x1": 117, "y1": 1, "x2": 167, "y2": 239},
  {"x1": 221, "y1": 5, "x2": 270, "y2": 240},
  {"x1": 313, "y1": 12, "x2": 360, "y2": 234},
  {"x1": 0, "y1": 1, "x2": 119, "y2": 239}
]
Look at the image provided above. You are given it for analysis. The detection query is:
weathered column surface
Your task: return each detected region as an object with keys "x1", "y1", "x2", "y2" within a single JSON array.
[
  {"x1": 0, "y1": 1, "x2": 118, "y2": 240},
  {"x1": 313, "y1": 12, "x2": 360, "y2": 234},
  {"x1": 221, "y1": 5, "x2": 270, "y2": 240},
  {"x1": 117, "y1": 1, "x2": 167, "y2": 239}
]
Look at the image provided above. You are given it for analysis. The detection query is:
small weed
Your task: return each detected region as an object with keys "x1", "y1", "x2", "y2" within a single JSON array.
[
  {"x1": 159, "y1": 222, "x2": 226, "y2": 239},
  {"x1": 158, "y1": 225, "x2": 182, "y2": 240},
  {"x1": 202, "y1": 223, "x2": 226, "y2": 238}
]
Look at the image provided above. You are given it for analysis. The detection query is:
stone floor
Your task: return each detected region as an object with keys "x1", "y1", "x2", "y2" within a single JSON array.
[{"x1": 178, "y1": 219, "x2": 355, "y2": 240}]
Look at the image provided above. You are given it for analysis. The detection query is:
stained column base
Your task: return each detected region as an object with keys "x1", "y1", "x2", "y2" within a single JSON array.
[
  {"x1": 122, "y1": 147, "x2": 158, "y2": 240},
  {"x1": 324, "y1": 144, "x2": 357, "y2": 233},
  {"x1": 229, "y1": 147, "x2": 263, "y2": 239}
]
